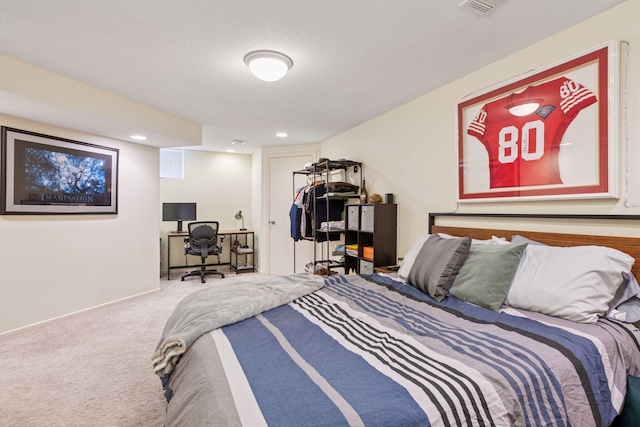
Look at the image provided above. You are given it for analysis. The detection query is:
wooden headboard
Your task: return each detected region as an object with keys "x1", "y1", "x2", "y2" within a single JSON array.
[{"x1": 429, "y1": 212, "x2": 640, "y2": 279}]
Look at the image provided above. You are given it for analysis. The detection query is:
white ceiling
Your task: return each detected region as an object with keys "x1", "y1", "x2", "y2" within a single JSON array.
[{"x1": 0, "y1": 0, "x2": 626, "y2": 153}]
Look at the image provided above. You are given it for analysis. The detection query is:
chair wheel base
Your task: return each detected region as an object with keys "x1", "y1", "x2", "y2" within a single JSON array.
[{"x1": 180, "y1": 268, "x2": 225, "y2": 283}]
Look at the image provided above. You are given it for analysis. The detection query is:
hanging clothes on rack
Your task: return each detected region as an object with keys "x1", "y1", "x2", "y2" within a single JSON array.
[
  {"x1": 289, "y1": 186, "x2": 305, "y2": 241},
  {"x1": 289, "y1": 181, "x2": 350, "y2": 242},
  {"x1": 289, "y1": 182, "x2": 316, "y2": 241},
  {"x1": 307, "y1": 182, "x2": 344, "y2": 243}
]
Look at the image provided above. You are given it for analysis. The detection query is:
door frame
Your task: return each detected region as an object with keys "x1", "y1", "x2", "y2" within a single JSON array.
[{"x1": 264, "y1": 150, "x2": 318, "y2": 274}]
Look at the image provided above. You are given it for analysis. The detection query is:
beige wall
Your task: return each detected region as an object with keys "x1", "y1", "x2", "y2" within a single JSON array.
[
  {"x1": 0, "y1": 114, "x2": 160, "y2": 334},
  {"x1": 159, "y1": 150, "x2": 252, "y2": 274},
  {"x1": 320, "y1": 0, "x2": 640, "y2": 260}
]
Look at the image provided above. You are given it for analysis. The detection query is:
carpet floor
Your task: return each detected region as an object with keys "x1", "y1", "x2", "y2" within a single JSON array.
[{"x1": 0, "y1": 269, "x2": 265, "y2": 427}]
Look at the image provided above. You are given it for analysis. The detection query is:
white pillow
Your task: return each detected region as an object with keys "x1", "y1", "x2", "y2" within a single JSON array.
[{"x1": 505, "y1": 244, "x2": 634, "y2": 323}]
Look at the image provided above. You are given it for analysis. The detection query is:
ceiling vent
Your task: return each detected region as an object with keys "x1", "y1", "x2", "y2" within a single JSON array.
[{"x1": 459, "y1": 0, "x2": 508, "y2": 15}]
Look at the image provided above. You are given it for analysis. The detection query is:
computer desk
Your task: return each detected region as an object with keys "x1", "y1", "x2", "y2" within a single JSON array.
[{"x1": 165, "y1": 229, "x2": 254, "y2": 279}]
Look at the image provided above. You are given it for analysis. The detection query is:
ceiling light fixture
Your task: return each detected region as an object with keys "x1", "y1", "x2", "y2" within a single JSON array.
[
  {"x1": 508, "y1": 101, "x2": 541, "y2": 117},
  {"x1": 276, "y1": 132, "x2": 288, "y2": 138},
  {"x1": 231, "y1": 139, "x2": 247, "y2": 146},
  {"x1": 244, "y1": 50, "x2": 293, "y2": 82},
  {"x1": 130, "y1": 134, "x2": 147, "y2": 141}
]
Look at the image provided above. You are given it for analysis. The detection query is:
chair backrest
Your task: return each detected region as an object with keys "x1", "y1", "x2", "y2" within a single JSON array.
[{"x1": 187, "y1": 221, "x2": 219, "y2": 253}]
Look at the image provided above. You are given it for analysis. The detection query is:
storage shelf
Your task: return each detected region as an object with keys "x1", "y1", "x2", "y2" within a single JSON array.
[
  {"x1": 294, "y1": 159, "x2": 361, "y2": 175},
  {"x1": 232, "y1": 263, "x2": 254, "y2": 271},
  {"x1": 293, "y1": 158, "x2": 363, "y2": 275},
  {"x1": 316, "y1": 194, "x2": 358, "y2": 201},
  {"x1": 229, "y1": 231, "x2": 255, "y2": 273},
  {"x1": 344, "y1": 203, "x2": 397, "y2": 274},
  {"x1": 231, "y1": 247, "x2": 254, "y2": 254}
]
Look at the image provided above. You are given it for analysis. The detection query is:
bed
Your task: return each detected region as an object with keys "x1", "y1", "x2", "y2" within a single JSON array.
[{"x1": 153, "y1": 213, "x2": 640, "y2": 426}]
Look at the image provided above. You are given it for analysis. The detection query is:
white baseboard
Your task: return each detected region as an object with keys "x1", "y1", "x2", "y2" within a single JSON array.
[{"x1": 0, "y1": 288, "x2": 161, "y2": 337}]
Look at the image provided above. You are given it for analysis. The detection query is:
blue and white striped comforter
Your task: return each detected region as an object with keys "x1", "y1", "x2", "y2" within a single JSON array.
[{"x1": 163, "y1": 274, "x2": 640, "y2": 427}]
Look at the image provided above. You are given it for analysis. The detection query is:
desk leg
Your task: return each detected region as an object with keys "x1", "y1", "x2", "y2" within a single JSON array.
[{"x1": 167, "y1": 237, "x2": 171, "y2": 280}]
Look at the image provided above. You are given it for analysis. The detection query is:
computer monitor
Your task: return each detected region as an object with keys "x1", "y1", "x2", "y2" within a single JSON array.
[{"x1": 162, "y1": 202, "x2": 196, "y2": 232}]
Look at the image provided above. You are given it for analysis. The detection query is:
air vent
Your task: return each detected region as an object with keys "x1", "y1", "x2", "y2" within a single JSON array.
[{"x1": 460, "y1": 0, "x2": 508, "y2": 15}]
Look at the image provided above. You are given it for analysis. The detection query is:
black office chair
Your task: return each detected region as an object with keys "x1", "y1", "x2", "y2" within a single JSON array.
[{"x1": 181, "y1": 221, "x2": 225, "y2": 283}]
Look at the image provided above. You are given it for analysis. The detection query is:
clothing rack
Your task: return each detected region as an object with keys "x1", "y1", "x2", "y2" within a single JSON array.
[{"x1": 291, "y1": 159, "x2": 363, "y2": 275}]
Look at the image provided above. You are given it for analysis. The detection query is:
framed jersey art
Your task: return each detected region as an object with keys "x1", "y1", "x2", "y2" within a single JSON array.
[{"x1": 457, "y1": 41, "x2": 619, "y2": 202}]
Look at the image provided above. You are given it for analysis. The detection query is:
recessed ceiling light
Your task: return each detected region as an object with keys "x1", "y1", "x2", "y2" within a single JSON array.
[
  {"x1": 130, "y1": 135, "x2": 147, "y2": 141},
  {"x1": 231, "y1": 140, "x2": 247, "y2": 146},
  {"x1": 226, "y1": 149, "x2": 236, "y2": 153},
  {"x1": 244, "y1": 50, "x2": 293, "y2": 82},
  {"x1": 276, "y1": 132, "x2": 288, "y2": 138}
]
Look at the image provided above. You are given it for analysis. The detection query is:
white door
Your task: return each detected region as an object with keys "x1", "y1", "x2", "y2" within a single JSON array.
[{"x1": 268, "y1": 153, "x2": 314, "y2": 274}]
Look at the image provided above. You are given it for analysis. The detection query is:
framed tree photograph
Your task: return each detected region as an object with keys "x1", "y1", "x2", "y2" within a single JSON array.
[
  {"x1": 1, "y1": 127, "x2": 118, "y2": 214},
  {"x1": 457, "y1": 40, "x2": 618, "y2": 202}
]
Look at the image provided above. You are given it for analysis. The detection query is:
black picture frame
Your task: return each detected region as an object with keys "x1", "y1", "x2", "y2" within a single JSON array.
[{"x1": 1, "y1": 127, "x2": 119, "y2": 214}]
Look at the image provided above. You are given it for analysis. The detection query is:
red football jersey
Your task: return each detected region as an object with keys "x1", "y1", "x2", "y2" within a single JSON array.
[{"x1": 467, "y1": 76, "x2": 596, "y2": 188}]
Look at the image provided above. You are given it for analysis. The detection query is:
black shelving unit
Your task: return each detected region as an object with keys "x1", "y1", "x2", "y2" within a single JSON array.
[
  {"x1": 344, "y1": 203, "x2": 397, "y2": 274},
  {"x1": 229, "y1": 230, "x2": 255, "y2": 273}
]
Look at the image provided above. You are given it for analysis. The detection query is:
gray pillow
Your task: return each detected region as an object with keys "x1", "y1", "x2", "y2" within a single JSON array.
[
  {"x1": 407, "y1": 234, "x2": 472, "y2": 301},
  {"x1": 449, "y1": 243, "x2": 528, "y2": 311}
]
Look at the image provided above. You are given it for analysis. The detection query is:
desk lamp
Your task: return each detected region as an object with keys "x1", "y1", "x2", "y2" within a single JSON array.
[{"x1": 235, "y1": 210, "x2": 246, "y2": 230}]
